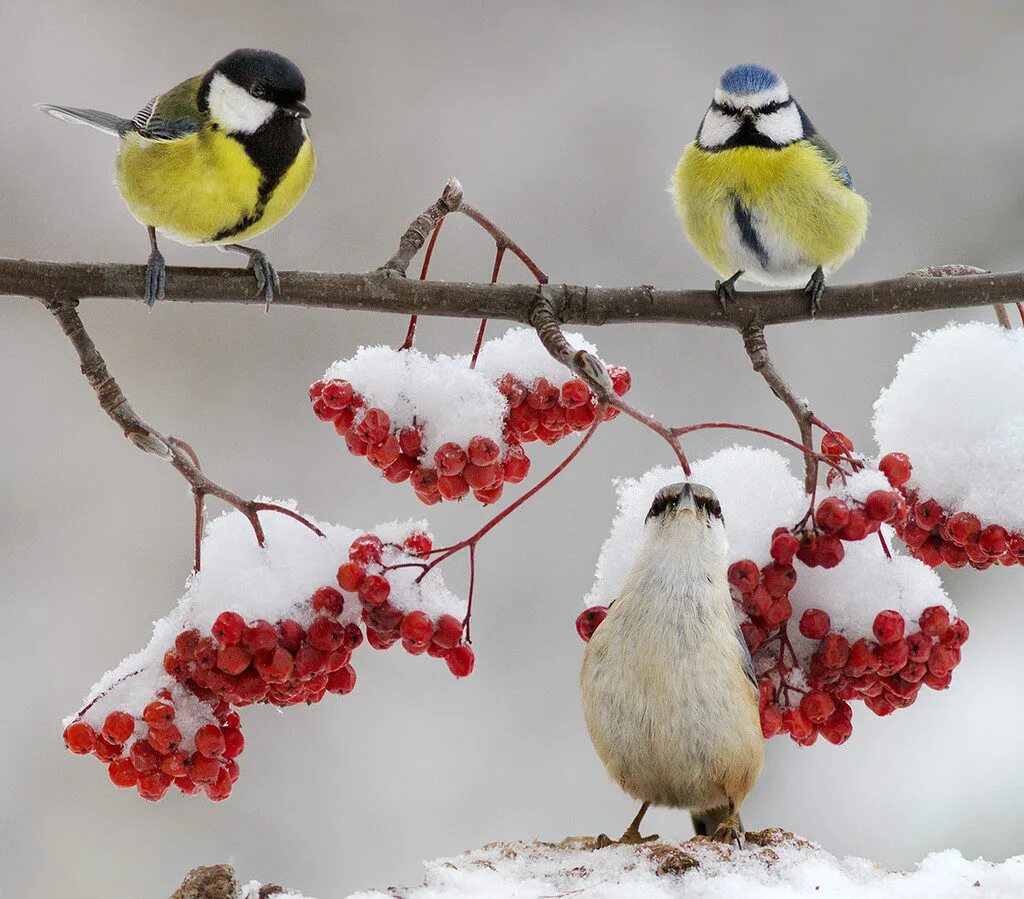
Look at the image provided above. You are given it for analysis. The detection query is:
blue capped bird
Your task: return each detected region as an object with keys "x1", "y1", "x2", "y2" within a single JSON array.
[
  {"x1": 672, "y1": 64, "x2": 868, "y2": 313},
  {"x1": 40, "y1": 49, "x2": 316, "y2": 308}
]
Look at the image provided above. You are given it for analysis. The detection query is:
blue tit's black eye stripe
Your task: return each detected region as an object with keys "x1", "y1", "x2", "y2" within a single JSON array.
[{"x1": 710, "y1": 98, "x2": 793, "y2": 117}]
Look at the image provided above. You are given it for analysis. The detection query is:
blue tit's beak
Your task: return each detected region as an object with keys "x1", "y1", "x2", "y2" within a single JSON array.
[
  {"x1": 740, "y1": 105, "x2": 756, "y2": 122},
  {"x1": 675, "y1": 483, "x2": 697, "y2": 514},
  {"x1": 284, "y1": 99, "x2": 311, "y2": 119}
]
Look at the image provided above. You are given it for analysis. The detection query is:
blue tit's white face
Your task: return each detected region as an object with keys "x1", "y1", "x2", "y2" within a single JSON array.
[{"x1": 696, "y1": 64, "x2": 806, "y2": 151}]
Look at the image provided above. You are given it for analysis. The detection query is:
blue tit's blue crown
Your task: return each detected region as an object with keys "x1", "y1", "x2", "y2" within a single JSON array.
[{"x1": 719, "y1": 64, "x2": 781, "y2": 96}]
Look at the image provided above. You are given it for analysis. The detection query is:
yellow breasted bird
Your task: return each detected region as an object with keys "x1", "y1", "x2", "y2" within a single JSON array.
[
  {"x1": 672, "y1": 64, "x2": 867, "y2": 313},
  {"x1": 40, "y1": 49, "x2": 316, "y2": 307}
]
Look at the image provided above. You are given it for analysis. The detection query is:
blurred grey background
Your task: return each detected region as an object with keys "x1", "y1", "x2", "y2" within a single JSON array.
[{"x1": 2, "y1": 2, "x2": 1023, "y2": 896}]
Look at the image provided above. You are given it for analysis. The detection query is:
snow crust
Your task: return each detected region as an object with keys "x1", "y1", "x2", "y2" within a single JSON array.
[
  {"x1": 67, "y1": 505, "x2": 463, "y2": 730},
  {"x1": 244, "y1": 834, "x2": 1024, "y2": 898},
  {"x1": 585, "y1": 448, "x2": 953, "y2": 642},
  {"x1": 873, "y1": 321, "x2": 1024, "y2": 530},
  {"x1": 471, "y1": 326, "x2": 601, "y2": 386}
]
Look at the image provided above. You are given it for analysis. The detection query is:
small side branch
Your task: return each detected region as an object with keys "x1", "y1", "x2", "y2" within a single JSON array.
[{"x1": 43, "y1": 299, "x2": 324, "y2": 571}]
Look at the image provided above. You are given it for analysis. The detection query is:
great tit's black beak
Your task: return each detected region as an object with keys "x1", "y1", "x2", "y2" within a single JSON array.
[{"x1": 285, "y1": 99, "x2": 312, "y2": 119}]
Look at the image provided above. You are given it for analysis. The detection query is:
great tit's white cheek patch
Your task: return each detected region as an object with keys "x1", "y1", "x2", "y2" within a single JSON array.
[
  {"x1": 756, "y1": 105, "x2": 803, "y2": 146},
  {"x1": 697, "y1": 109, "x2": 740, "y2": 149},
  {"x1": 207, "y1": 72, "x2": 276, "y2": 134}
]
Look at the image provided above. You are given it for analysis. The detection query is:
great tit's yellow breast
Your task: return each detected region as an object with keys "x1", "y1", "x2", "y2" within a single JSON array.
[
  {"x1": 673, "y1": 141, "x2": 868, "y2": 280},
  {"x1": 116, "y1": 130, "x2": 263, "y2": 244}
]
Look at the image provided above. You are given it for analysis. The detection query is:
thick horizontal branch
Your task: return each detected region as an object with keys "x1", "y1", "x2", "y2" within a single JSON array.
[{"x1": 1, "y1": 257, "x2": 1020, "y2": 327}]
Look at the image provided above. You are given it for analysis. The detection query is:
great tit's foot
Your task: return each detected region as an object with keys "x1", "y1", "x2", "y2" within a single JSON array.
[
  {"x1": 712, "y1": 817, "x2": 744, "y2": 848},
  {"x1": 804, "y1": 266, "x2": 825, "y2": 316},
  {"x1": 714, "y1": 270, "x2": 743, "y2": 312},
  {"x1": 225, "y1": 244, "x2": 280, "y2": 310},
  {"x1": 145, "y1": 248, "x2": 166, "y2": 307}
]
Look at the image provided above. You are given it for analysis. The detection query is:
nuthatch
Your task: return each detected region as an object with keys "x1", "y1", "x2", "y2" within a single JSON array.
[{"x1": 580, "y1": 482, "x2": 763, "y2": 845}]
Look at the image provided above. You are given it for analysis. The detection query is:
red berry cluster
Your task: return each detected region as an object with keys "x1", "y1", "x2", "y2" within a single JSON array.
[
  {"x1": 498, "y1": 367, "x2": 631, "y2": 446},
  {"x1": 338, "y1": 532, "x2": 475, "y2": 677},
  {"x1": 879, "y1": 452, "x2": 1024, "y2": 570},
  {"x1": 309, "y1": 366, "x2": 631, "y2": 507},
  {"x1": 63, "y1": 689, "x2": 242, "y2": 802}
]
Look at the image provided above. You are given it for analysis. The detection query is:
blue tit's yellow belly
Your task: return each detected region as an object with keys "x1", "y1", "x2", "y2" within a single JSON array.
[
  {"x1": 672, "y1": 142, "x2": 868, "y2": 287},
  {"x1": 114, "y1": 130, "x2": 315, "y2": 245}
]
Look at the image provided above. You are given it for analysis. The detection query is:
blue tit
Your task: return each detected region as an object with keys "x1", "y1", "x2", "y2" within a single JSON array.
[
  {"x1": 40, "y1": 49, "x2": 316, "y2": 307},
  {"x1": 672, "y1": 64, "x2": 868, "y2": 314},
  {"x1": 580, "y1": 482, "x2": 763, "y2": 846}
]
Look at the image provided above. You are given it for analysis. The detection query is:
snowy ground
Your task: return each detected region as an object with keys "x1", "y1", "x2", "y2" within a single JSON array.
[{"x1": 228, "y1": 830, "x2": 1024, "y2": 898}]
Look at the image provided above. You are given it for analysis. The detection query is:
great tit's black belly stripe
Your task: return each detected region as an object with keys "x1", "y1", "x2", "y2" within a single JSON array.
[
  {"x1": 732, "y1": 199, "x2": 770, "y2": 269},
  {"x1": 210, "y1": 112, "x2": 306, "y2": 243}
]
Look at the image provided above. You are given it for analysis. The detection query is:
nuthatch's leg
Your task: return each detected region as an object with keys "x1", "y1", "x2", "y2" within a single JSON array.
[
  {"x1": 595, "y1": 801, "x2": 659, "y2": 847},
  {"x1": 714, "y1": 270, "x2": 743, "y2": 311}
]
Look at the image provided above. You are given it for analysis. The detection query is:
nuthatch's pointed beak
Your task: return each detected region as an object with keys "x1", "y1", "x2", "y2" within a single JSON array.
[
  {"x1": 740, "y1": 105, "x2": 756, "y2": 122},
  {"x1": 675, "y1": 482, "x2": 697, "y2": 513}
]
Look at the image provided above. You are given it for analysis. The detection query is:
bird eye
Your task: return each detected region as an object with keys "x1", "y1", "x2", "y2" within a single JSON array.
[{"x1": 250, "y1": 84, "x2": 266, "y2": 98}]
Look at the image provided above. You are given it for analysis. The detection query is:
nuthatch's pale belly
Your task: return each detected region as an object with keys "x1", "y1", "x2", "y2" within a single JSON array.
[{"x1": 580, "y1": 585, "x2": 763, "y2": 812}]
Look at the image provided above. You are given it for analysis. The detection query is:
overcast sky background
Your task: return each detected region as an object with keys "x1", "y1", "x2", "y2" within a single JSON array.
[{"x1": 2, "y1": 2, "x2": 1024, "y2": 897}]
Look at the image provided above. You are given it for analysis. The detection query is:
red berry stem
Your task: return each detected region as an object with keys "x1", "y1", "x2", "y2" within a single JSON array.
[
  {"x1": 468, "y1": 245, "x2": 506, "y2": 370},
  {"x1": 398, "y1": 216, "x2": 446, "y2": 352}
]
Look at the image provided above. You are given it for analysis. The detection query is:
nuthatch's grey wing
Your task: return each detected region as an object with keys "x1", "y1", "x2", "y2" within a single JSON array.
[
  {"x1": 130, "y1": 76, "x2": 203, "y2": 142},
  {"x1": 795, "y1": 101, "x2": 853, "y2": 188}
]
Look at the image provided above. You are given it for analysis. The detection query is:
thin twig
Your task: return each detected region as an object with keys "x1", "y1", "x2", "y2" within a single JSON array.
[
  {"x1": 380, "y1": 179, "x2": 464, "y2": 277},
  {"x1": 42, "y1": 299, "x2": 324, "y2": 572}
]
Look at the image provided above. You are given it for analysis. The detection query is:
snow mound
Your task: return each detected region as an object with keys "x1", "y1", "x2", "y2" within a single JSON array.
[
  {"x1": 873, "y1": 321, "x2": 1024, "y2": 530},
  {"x1": 472, "y1": 326, "x2": 601, "y2": 386},
  {"x1": 241, "y1": 832, "x2": 1024, "y2": 898}
]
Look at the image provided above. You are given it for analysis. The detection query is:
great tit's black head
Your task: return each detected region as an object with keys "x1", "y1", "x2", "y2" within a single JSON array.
[
  {"x1": 646, "y1": 482, "x2": 724, "y2": 524},
  {"x1": 207, "y1": 49, "x2": 311, "y2": 128}
]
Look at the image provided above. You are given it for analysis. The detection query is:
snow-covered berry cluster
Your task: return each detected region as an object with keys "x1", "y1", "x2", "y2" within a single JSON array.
[
  {"x1": 310, "y1": 328, "x2": 630, "y2": 506},
  {"x1": 873, "y1": 321, "x2": 1024, "y2": 570},
  {"x1": 64, "y1": 507, "x2": 470, "y2": 800},
  {"x1": 579, "y1": 447, "x2": 968, "y2": 747}
]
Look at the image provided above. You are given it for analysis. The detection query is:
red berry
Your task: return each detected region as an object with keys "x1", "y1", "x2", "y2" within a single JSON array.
[
  {"x1": 322, "y1": 379, "x2": 354, "y2": 410},
  {"x1": 761, "y1": 596, "x2": 792, "y2": 629},
  {"x1": 918, "y1": 605, "x2": 950, "y2": 637},
  {"x1": 195, "y1": 724, "x2": 226, "y2": 758},
  {"x1": 344, "y1": 623, "x2": 364, "y2": 650},
  {"x1": 243, "y1": 619, "x2": 279, "y2": 654},
  {"x1": 727, "y1": 560, "x2": 760, "y2": 593},
  {"x1": 400, "y1": 611, "x2": 434, "y2": 645},
  {"x1": 914, "y1": 498, "x2": 945, "y2": 531},
  {"x1": 277, "y1": 619, "x2": 305, "y2": 652},
  {"x1": 212, "y1": 611, "x2": 245, "y2": 645},
  {"x1": 839, "y1": 509, "x2": 876, "y2": 541},
  {"x1": 464, "y1": 462, "x2": 501, "y2": 490},
  {"x1": 337, "y1": 561, "x2": 367, "y2": 592},
  {"x1": 763, "y1": 563, "x2": 796, "y2": 598},
  {"x1": 819, "y1": 711, "x2": 853, "y2": 745},
  {"x1": 255, "y1": 646, "x2": 294, "y2": 683},
  {"x1": 445, "y1": 645, "x2": 475, "y2": 677},
  {"x1": 800, "y1": 690, "x2": 836, "y2": 724},
  {"x1": 609, "y1": 366, "x2": 632, "y2": 396},
  {"x1": 309, "y1": 380, "x2": 325, "y2": 401},
  {"x1": 979, "y1": 524, "x2": 1009, "y2": 556},
  {"x1": 526, "y1": 378, "x2": 559, "y2": 410},
  {"x1": 816, "y1": 498, "x2": 851, "y2": 534},
  {"x1": 102, "y1": 711, "x2": 136, "y2": 745},
  {"x1": 147, "y1": 723, "x2": 182, "y2": 754},
  {"x1": 740, "y1": 620, "x2": 765, "y2": 652},
  {"x1": 820, "y1": 431, "x2": 854, "y2": 458},
  {"x1": 174, "y1": 629, "x2": 201, "y2": 661},
  {"x1": 498, "y1": 374, "x2": 527, "y2": 408},
  {"x1": 355, "y1": 408, "x2": 391, "y2": 445},
  {"x1": 404, "y1": 532, "x2": 433, "y2": 557},
  {"x1": 816, "y1": 535, "x2": 845, "y2": 569},
  {"x1": 411, "y1": 466, "x2": 440, "y2": 493},
  {"x1": 438, "y1": 473, "x2": 470, "y2": 501},
  {"x1": 368, "y1": 434, "x2": 401, "y2": 469},
  {"x1": 879, "y1": 452, "x2": 912, "y2": 488},
  {"x1": 313, "y1": 397, "x2": 339, "y2": 422},
  {"x1": 508, "y1": 403, "x2": 539, "y2": 437},
  {"x1": 865, "y1": 490, "x2": 899, "y2": 523},
  {"x1": 467, "y1": 435, "x2": 501, "y2": 466},
  {"x1": 349, "y1": 534, "x2": 384, "y2": 565},
  {"x1": 143, "y1": 701, "x2": 175, "y2": 726},
  {"x1": 575, "y1": 606, "x2": 608, "y2": 642},
  {"x1": 358, "y1": 574, "x2": 391, "y2": 607},
  {"x1": 799, "y1": 608, "x2": 831, "y2": 640},
  {"x1": 311, "y1": 587, "x2": 345, "y2": 618},
  {"x1": 222, "y1": 727, "x2": 245, "y2": 759},
  {"x1": 332, "y1": 407, "x2": 356, "y2": 436},
  {"x1": 130, "y1": 740, "x2": 160, "y2": 772},
  {"x1": 566, "y1": 403, "x2": 598, "y2": 432},
  {"x1": 63, "y1": 721, "x2": 97, "y2": 755},
  {"x1": 502, "y1": 445, "x2": 531, "y2": 483},
  {"x1": 760, "y1": 705, "x2": 784, "y2": 738},
  {"x1": 878, "y1": 639, "x2": 910, "y2": 674},
  {"x1": 742, "y1": 585, "x2": 772, "y2": 618},
  {"x1": 783, "y1": 707, "x2": 815, "y2": 741},
  {"x1": 108, "y1": 757, "x2": 138, "y2": 788},
  {"x1": 559, "y1": 379, "x2": 591, "y2": 409},
  {"x1": 771, "y1": 532, "x2": 800, "y2": 565},
  {"x1": 434, "y1": 442, "x2": 469, "y2": 476},
  {"x1": 927, "y1": 644, "x2": 958, "y2": 677},
  {"x1": 941, "y1": 618, "x2": 969, "y2": 648},
  {"x1": 216, "y1": 644, "x2": 251, "y2": 675},
  {"x1": 308, "y1": 617, "x2": 346, "y2": 651},
  {"x1": 294, "y1": 645, "x2": 327, "y2": 677},
  {"x1": 327, "y1": 664, "x2": 357, "y2": 695},
  {"x1": 818, "y1": 634, "x2": 851, "y2": 668},
  {"x1": 433, "y1": 614, "x2": 464, "y2": 648},
  {"x1": 846, "y1": 638, "x2": 879, "y2": 676},
  {"x1": 872, "y1": 610, "x2": 905, "y2": 645}
]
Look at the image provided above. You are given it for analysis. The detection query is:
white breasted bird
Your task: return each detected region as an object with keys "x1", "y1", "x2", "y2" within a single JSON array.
[
  {"x1": 40, "y1": 49, "x2": 316, "y2": 308},
  {"x1": 580, "y1": 482, "x2": 763, "y2": 845},
  {"x1": 672, "y1": 64, "x2": 868, "y2": 314}
]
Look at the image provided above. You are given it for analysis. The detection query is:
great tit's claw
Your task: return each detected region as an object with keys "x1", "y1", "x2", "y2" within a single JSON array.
[
  {"x1": 805, "y1": 266, "x2": 825, "y2": 317},
  {"x1": 714, "y1": 271, "x2": 743, "y2": 312},
  {"x1": 145, "y1": 249, "x2": 166, "y2": 307},
  {"x1": 246, "y1": 251, "x2": 279, "y2": 311}
]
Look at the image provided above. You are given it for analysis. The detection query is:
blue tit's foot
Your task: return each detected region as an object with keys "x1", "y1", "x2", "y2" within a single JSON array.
[
  {"x1": 715, "y1": 270, "x2": 743, "y2": 312},
  {"x1": 225, "y1": 244, "x2": 281, "y2": 311},
  {"x1": 804, "y1": 266, "x2": 825, "y2": 316},
  {"x1": 712, "y1": 815, "x2": 744, "y2": 848},
  {"x1": 145, "y1": 248, "x2": 166, "y2": 307}
]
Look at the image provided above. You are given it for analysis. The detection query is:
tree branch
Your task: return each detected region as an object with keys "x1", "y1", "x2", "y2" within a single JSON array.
[
  {"x1": 42, "y1": 298, "x2": 324, "y2": 571},
  {"x1": 3, "y1": 258, "x2": 1021, "y2": 327}
]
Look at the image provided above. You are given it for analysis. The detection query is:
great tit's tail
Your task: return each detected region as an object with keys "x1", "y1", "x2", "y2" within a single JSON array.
[
  {"x1": 37, "y1": 104, "x2": 132, "y2": 137},
  {"x1": 691, "y1": 807, "x2": 741, "y2": 837}
]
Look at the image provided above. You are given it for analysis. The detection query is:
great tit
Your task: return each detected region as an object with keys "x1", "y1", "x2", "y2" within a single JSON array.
[
  {"x1": 672, "y1": 64, "x2": 868, "y2": 314},
  {"x1": 40, "y1": 48, "x2": 316, "y2": 307}
]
